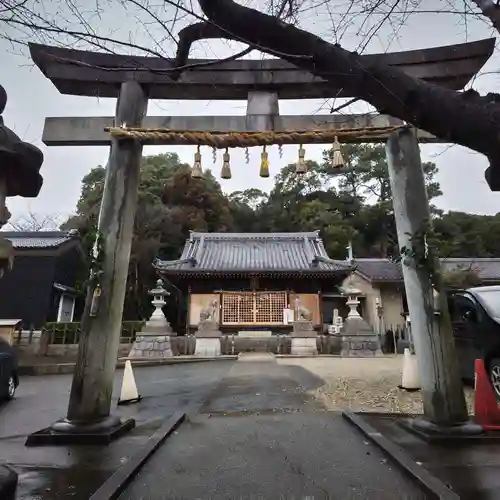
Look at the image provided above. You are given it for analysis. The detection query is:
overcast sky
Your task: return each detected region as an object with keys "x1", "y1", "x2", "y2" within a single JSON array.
[{"x1": 2, "y1": 1, "x2": 500, "y2": 225}]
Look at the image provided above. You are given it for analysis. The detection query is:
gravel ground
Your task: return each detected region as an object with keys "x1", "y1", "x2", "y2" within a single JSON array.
[{"x1": 279, "y1": 356, "x2": 475, "y2": 414}]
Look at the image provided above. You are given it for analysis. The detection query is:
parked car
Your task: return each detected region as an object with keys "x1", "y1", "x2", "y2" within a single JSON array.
[
  {"x1": 448, "y1": 286, "x2": 500, "y2": 396},
  {"x1": 0, "y1": 338, "x2": 18, "y2": 401}
]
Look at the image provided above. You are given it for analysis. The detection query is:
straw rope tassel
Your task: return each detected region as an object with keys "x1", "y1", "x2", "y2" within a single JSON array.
[
  {"x1": 296, "y1": 144, "x2": 307, "y2": 174},
  {"x1": 191, "y1": 145, "x2": 203, "y2": 178},
  {"x1": 221, "y1": 148, "x2": 231, "y2": 179},
  {"x1": 260, "y1": 146, "x2": 270, "y2": 178},
  {"x1": 331, "y1": 136, "x2": 345, "y2": 169}
]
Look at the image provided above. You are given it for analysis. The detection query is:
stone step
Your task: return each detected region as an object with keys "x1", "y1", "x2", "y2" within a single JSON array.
[{"x1": 237, "y1": 352, "x2": 276, "y2": 362}]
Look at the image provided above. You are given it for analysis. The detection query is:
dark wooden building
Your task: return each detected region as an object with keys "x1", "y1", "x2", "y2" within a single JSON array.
[
  {"x1": 0, "y1": 231, "x2": 86, "y2": 328},
  {"x1": 155, "y1": 231, "x2": 352, "y2": 334}
]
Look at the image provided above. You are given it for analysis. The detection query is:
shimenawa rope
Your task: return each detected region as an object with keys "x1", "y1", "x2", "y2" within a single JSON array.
[{"x1": 105, "y1": 125, "x2": 405, "y2": 148}]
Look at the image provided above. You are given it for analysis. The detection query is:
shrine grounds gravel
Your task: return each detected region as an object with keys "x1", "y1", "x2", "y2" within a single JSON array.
[{"x1": 278, "y1": 356, "x2": 475, "y2": 414}]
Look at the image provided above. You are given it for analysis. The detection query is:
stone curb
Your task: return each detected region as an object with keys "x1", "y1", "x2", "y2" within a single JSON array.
[
  {"x1": 342, "y1": 411, "x2": 459, "y2": 499},
  {"x1": 0, "y1": 465, "x2": 18, "y2": 500},
  {"x1": 18, "y1": 356, "x2": 238, "y2": 376},
  {"x1": 275, "y1": 354, "x2": 341, "y2": 358},
  {"x1": 89, "y1": 411, "x2": 186, "y2": 500}
]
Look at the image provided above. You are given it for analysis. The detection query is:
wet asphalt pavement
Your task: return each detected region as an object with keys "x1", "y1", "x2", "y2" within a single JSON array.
[
  {"x1": 120, "y1": 355, "x2": 426, "y2": 499},
  {"x1": 0, "y1": 361, "x2": 233, "y2": 499},
  {"x1": 0, "y1": 356, "x2": 429, "y2": 499}
]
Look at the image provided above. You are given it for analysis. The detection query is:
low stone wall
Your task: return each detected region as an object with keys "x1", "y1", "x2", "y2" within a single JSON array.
[
  {"x1": 15, "y1": 333, "x2": 343, "y2": 361},
  {"x1": 174, "y1": 335, "x2": 342, "y2": 355},
  {"x1": 17, "y1": 343, "x2": 132, "y2": 361}
]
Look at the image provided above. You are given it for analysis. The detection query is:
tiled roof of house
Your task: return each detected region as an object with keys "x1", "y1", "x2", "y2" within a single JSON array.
[
  {"x1": 155, "y1": 231, "x2": 351, "y2": 273},
  {"x1": 0, "y1": 230, "x2": 78, "y2": 249},
  {"x1": 354, "y1": 257, "x2": 500, "y2": 282}
]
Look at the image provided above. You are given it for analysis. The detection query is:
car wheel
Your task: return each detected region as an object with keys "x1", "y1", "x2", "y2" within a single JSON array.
[
  {"x1": 489, "y1": 358, "x2": 500, "y2": 401},
  {"x1": 6, "y1": 375, "x2": 16, "y2": 400}
]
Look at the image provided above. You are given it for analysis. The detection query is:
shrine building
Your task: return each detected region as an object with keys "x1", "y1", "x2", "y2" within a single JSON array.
[{"x1": 155, "y1": 231, "x2": 352, "y2": 334}]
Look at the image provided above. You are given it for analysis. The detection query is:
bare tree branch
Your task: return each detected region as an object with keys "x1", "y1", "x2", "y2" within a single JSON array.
[
  {"x1": 195, "y1": 0, "x2": 500, "y2": 188},
  {"x1": 5, "y1": 210, "x2": 64, "y2": 231},
  {"x1": 173, "y1": 21, "x2": 253, "y2": 78}
]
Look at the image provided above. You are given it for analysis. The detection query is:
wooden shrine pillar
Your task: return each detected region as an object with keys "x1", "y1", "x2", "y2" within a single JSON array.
[{"x1": 54, "y1": 81, "x2": 148, "y2": 434}]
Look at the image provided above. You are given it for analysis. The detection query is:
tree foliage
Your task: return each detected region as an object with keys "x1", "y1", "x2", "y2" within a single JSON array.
[
  {"x1": 66, "y1": 145, "x2": 500, "y2": 322},
  {"x1": 63, "y1": 153, "x2": 235, "y2": 321}
]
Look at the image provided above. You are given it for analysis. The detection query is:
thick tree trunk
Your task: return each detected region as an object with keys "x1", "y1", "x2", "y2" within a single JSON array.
[
  {"x1": 472, "y1": 0, "x2": 500, "y2": 33},
  {"x1": 194, "y1": 0, "x2": 500, "y2": 180}
]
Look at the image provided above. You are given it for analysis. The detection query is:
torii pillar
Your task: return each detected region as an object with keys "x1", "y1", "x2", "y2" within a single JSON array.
[{"x1": 27, "y1": 80, "x2": 148, "y2": 445}]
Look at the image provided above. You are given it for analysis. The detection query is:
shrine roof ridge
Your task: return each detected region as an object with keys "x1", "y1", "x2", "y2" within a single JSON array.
[
  {"x1": 155, "y1": 231, "x2": 350, "y2": 274},
  {"x1": 0, "y1": 230, "x2": 79, "y2": 249},
  {"x1": 187, "y1": 231, "x2": 321, "y2": 240},
  {"x1": 354, "y1": 257, "x2": 500, "y2": 283}
]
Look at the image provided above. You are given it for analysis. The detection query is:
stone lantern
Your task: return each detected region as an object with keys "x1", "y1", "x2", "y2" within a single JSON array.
[
  {"x1": 127, "y1": 279, "x2": 176, "y2": 359},
  {"x1": 340, "y1": 283, "x2": 382, "y2": 356},
  {"x1": 0, "y1": 84, "x2": 44, "y2": 277},
  {"x1": 345, "y1": 285, "x2": 362, "y2": 318},
  {"x1": 149, "y1": 279, "x2": 170, "y2": 325}
]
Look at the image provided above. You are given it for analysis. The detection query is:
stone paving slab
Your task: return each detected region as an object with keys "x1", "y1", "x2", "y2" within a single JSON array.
[{"x1": 119, "y1": 358, "x2": 427, "y2": 499}]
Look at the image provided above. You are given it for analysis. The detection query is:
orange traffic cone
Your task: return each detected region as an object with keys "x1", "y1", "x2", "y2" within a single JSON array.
[{"x1": 474, "y1": 358, "x2": 500, "y2": 430}]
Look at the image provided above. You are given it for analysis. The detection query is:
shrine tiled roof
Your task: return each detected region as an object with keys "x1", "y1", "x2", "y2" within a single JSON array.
[
  {"x1": 0, "y1": 230, "x2": 78, "y2": 249},
  {"x1": 155, "y1": 231, "x2": 351, "y2": 274},
  {"x1": 354, "y1": 258, "x2": 500, "y2": 283}
]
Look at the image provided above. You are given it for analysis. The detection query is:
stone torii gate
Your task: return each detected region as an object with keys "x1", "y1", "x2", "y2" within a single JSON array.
[{"x1": 26, "y1": 38, "x2": 493, "y2": 444}]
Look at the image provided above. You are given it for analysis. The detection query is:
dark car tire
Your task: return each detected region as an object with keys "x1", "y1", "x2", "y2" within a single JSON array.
[
  {"x1": 5, "y1": 374, "x2": 16, "y2": 400},
  {"x1": 488, "y1": 358, "x2": 500, "y2": 401}
]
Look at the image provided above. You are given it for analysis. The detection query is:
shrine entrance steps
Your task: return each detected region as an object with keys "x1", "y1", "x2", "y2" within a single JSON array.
[
  {"x1": 237, "y1": 352, "x2": 276, "y2": 362},
  {"x1": 119, "y1": 357, "x2": 427, "y2": 499}
]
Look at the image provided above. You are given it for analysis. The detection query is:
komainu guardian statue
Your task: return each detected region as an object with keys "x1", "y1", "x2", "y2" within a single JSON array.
[{"x1": 199, "y1": 299, "x2": 218, "y2": 323}]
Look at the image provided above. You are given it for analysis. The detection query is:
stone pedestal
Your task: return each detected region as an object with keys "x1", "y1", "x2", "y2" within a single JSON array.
[
  {"x1": 128, "y1": 279, "x2": 175, "y2": 359},
  {"x1": 194, "y1": 320, "x2": 222, "y2": 356},
  {"x1": 340, "y1": 287, "x2": 382, "y2": 357},
  {"x1": 128, "y1": 333, "x2": 173, "y2": 358},
  {"x1": 291, "y1": 320, "x2": 318, "y2": 355},
  {"x1": 194, "y1": 338, "x2": 221, "y2": 356},
  {"x1": 340, "y1": 317, "x2": 382, "y2": 357},
  {"x1": 291, "y1": 337, "x2": 318, "y2": 356}
]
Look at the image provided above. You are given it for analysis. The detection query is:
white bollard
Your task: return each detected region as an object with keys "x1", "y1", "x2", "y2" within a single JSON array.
[{"x1": 399, "y1": 348, "x2": 421, "y2": 391}]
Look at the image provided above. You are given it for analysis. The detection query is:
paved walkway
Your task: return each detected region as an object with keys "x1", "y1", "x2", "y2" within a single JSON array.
[{"x1": 120, "y1": 355, "x2": 426, "y2": 499}]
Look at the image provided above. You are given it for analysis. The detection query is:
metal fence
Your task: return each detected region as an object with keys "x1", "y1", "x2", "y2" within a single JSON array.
[{"x1": 13, "y1": 321, "x2": 145, "y2": 346}]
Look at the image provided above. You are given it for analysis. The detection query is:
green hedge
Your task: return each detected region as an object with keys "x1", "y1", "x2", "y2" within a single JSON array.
[{"x1": 42, "y1": 321, "x2": 145, "y2": 345}]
